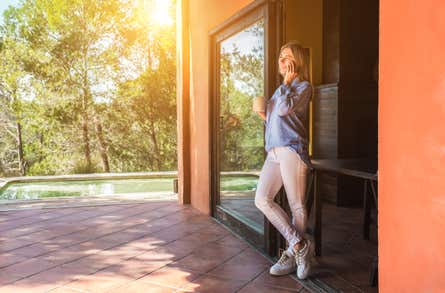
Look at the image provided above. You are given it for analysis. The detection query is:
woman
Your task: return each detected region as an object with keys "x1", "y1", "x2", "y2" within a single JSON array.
[{"x1": 253, "y1": 41, "x2": 313, "y2": 280}]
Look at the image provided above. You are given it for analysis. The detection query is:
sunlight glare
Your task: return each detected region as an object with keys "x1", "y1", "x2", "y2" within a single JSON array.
[{"x1": 151, "y1": 0, "x2": 173, "y2": 26}]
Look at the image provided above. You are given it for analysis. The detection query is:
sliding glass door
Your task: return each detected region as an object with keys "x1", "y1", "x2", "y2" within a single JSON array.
[
  {"x1": 210, "y1": 0, "x2": 283, "y2": 253},
  {"x1": 218, "y1": 18, "x2": 265, "y2": 232}
]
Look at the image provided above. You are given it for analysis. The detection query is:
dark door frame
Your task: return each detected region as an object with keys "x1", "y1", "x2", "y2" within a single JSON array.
[{"x1": 208, "y1": 0, "x2": 284, "y2": 256}]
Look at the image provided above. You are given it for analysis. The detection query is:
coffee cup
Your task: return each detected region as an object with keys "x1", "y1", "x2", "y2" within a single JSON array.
[{"x1": 253, "y1": 96, "x2": 266, "y2": 112}]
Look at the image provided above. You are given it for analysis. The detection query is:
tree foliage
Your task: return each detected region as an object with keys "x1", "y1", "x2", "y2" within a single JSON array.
[
  {"x1": 219, "y1": 20, "x2": 265, "y2": 172},
  {"x1": 0, "y1": 0, "x2": 177, "y2": 176}
]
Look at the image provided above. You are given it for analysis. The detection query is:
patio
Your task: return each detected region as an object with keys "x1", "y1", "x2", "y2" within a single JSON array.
[{"x1": 0, "y1": 198, "x2": 309, "y2": 293}]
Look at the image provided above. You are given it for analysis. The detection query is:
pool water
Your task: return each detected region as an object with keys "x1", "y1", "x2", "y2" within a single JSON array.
[
  {"x1": 0, "y1": 176, "x2": 259, "y2": 200},
  {"x1": 0, "y1": 178, "x2": 174, "y2": 200}
]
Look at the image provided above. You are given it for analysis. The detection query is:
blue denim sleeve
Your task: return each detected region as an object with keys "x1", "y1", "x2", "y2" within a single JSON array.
[{"x1": 277, "y1": 83, "x2": 311, "y2": 116}]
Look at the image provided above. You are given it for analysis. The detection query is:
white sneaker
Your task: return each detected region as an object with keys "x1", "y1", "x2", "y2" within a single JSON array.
[
  {"x1": 296, "y1": 239, "x2": 313, "y2": 280},
  {"x1": 269, "y1": 250, "x2": 296, "y2": 276}
]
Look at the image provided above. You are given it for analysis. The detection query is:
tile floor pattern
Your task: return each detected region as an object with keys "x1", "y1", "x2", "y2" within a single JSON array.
[
  {"x1": 220, "y1": 197, "x2": 378, "y2": 292},
  {"x1": 0, "y1": 200, "x2": 310, "y2": 293},
  {"x1": 311, "y1": 203, "x2": 378, "y2": 293}
]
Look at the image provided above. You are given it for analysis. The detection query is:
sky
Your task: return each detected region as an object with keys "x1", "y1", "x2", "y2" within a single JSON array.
[
  {"x1": 221, "y1": 20, "x2": 265, "y2": 97},
  {"x1": 0, "y1": 0, "x2": 20, "y2": 24},
  {"x1": 221, "y1": 20, "x2": 263, "y2": 57}
]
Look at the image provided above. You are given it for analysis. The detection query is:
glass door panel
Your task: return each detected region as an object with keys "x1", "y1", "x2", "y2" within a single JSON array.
[{"x1": 217, "y1": 19, "x2": 265, "y2": 233}]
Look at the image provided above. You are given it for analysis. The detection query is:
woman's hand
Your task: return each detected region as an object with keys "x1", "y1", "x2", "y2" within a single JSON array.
[
  {"x1": 255, "y1": 110, "x2": 266, "y2": 121},
  {"x1": 283, "y1": 60, "x2": 298, "y2": 85}
]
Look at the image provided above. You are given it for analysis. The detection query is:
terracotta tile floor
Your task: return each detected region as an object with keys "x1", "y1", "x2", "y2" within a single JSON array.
[
  {"x1": 311, "y1": 203, "x2": 378, "y2": 293},
  {"x1": 0, "y1": 200, "x2": 307, "y2": 293},
  {"x1": 221, "y1": 197, "x2": 378, "y2": 292}
]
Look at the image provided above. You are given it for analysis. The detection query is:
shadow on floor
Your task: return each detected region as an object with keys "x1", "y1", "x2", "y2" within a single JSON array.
[{"x1": 0, "y1": 199, "x2": 308, "y2": 292}]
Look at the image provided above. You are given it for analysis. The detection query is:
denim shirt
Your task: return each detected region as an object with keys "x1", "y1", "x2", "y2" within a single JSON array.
[{"x1": 264, "y1": 77, "x2": 312, "y2": 169}]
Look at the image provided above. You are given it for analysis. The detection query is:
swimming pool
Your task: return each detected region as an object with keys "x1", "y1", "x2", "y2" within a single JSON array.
[
  {"x1": 0, "y1": 175, "x2": 259, "y2": 200},
  {"x1": 0, "y1": 178, "x2": 175, "y2": 200}
]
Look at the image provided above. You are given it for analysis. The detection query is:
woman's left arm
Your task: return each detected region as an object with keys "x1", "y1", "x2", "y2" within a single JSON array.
[{"x1": 277, "y1": 83, "x2": 312, "y2": 116}]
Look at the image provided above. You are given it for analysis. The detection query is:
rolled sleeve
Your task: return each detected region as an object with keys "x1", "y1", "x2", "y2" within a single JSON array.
[{"x1": 277, "y1": 83, "x2": 311, "y2": 116}]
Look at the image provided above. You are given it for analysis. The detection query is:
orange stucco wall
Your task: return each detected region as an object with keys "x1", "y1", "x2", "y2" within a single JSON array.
[
  {"x1": 187, "y1": 0, "x2": 254, "y2": 214},
  {"x1": 379, "y1": 0, "x2": 445, "y2": 291}
]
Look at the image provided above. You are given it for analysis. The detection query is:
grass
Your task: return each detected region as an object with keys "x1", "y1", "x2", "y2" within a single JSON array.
[{"x1": 220, "y1": 176, "x2": 258, "y2": 191}]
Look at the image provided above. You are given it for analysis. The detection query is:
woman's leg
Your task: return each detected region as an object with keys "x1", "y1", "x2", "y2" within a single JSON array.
[
  {"x1": 277, "y1": 148, "x2": 313, "y2": 280},
  {"x1": 255, "y1": 150, "x2": 300, "y2": 246},
  {"x1": 276, "y1": 147, "x2": 309, "y2": 249}
]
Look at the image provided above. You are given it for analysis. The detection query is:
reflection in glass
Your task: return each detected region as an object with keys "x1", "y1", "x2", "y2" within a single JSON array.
[{"x1": 218, "y1": 19, "x2": 265, "y2": 231}]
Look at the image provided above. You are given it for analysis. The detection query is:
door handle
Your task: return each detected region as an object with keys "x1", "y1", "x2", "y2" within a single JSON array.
[{"x1": 219, "y1": 115, "x2": 224, "y2": 131}]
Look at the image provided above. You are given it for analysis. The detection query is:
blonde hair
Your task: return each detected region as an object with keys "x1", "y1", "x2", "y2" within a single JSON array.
[{"x1": 279, "y1": 41, "x2": 310, "y2": 82}]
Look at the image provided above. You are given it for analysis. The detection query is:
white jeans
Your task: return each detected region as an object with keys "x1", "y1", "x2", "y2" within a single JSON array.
[{"x1": 255, "y1": 146, "x2": 310, "y2": 249}]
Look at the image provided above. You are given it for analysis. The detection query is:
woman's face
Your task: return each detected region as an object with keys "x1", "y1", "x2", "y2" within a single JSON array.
[{"x1": 278, "y1": 47, "x2": 296, "y2": 76}]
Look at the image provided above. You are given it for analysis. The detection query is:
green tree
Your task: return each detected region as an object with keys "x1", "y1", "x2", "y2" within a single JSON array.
[
  {"x1": 0, "y1": 8, "x2": 34, "y2": 176},
  {"x1": 0, "y1": 0, "x2": 177, "y2": 176},
  {"x1": 219, "y1": 20, "x2": 265, "y2": 172}
]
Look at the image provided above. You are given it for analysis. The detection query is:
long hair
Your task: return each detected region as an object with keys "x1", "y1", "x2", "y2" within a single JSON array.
[{"x1": 279, "y1": 41, "x2": 310, "y2": 82}]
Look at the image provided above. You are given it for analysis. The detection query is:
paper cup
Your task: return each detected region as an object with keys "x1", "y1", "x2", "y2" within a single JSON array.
[{"x1": 253, "y1": 96, "x2": 266, "y2": 112}]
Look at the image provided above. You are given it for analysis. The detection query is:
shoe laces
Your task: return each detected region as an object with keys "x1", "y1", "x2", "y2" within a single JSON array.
[
  {"x1": 296, "y1": 243, "x2": 307, "y2": 266},
  {"x1": 277, "y1": 248, "x2": 291, "y2": 265},
  {"x1": 296, "y1": 254, "x2": 304, "y2": 265}
]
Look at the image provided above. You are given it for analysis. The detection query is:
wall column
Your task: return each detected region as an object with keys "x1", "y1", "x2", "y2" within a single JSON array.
[{"x1": 176, "y1": 0, "x2": 191, "y2": 204}]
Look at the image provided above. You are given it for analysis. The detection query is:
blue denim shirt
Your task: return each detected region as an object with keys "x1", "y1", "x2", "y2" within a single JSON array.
[{"x1": 264, "y1": 77, "x2": 312, "y2": 169}]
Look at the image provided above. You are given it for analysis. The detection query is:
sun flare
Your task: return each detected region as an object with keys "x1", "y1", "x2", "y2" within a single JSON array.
[{"x1": 151, "y1": 0, "x2": 173, "y2": 26}]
